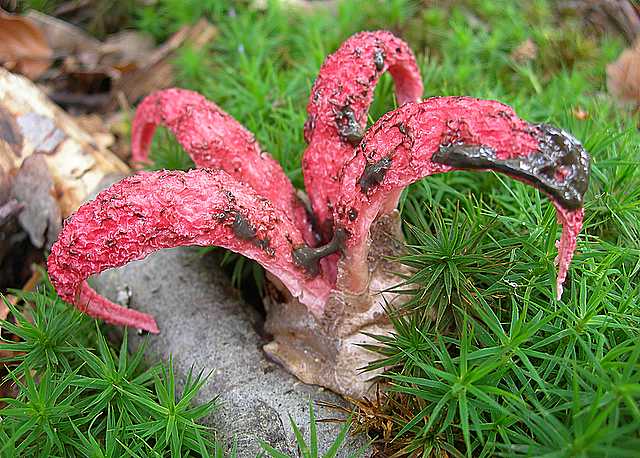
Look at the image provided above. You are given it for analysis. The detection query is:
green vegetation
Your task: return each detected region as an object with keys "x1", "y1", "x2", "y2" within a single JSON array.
[
  {"x1": 0, "y1": 283, "x2": 220, "y2": 456},
  {"x1": 5, "y1": 0, "x2": 639, "y2": 456},
  {"x1": 259, "y1": 401, "x2": 364, "y2": 458},
  {"x1": 142, "y1": 0, "x2": 640, "y2": 455}
]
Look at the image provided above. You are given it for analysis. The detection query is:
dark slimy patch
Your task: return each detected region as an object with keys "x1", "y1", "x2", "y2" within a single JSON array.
[
  {"x1": 373, "y1": 48, "x2": 385, "y2": 71},
  {"x1": 232, "y1": 212, "x2": 257, "y2": 240},
  {"x1": 256, "y1": 237, "x2": 275, "y2": 256},
  {"x1": 303, "y1": 114, "x2": 316, "y2": 143},
  {"x1": 335, "y1": 106, "x2": 364, "y2": 146},
  {"x1": 230, "y1": 211, "x2": 274, "y2": 254},
  {"x1": 292, "y1": 228, "x2": 346, "y2": 276},
  {"x1": 359, "y1": 156, "x2": 392, "y2": 194},
  {"x1": 432, "y1": 124, "x2": 590, "y2": 210}
]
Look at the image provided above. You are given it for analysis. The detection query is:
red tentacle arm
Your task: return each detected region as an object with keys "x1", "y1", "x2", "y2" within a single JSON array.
[
  {"x1": 47, "y1": 169, "x2": 333, "y2": 333},
  {"x1": 131, "y1": 88, "x2": 314, "y2": 245},
  {"x1": 302, "y1": 30, "x2": 423, "y2": 239},
  {"x1": 334, "y1": 97, "x2": 589, "y2": 298}
]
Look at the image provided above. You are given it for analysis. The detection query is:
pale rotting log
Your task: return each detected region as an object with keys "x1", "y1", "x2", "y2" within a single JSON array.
[
  {"x1": 0, "y1": 67, "x2": 129, "y2": 219},
  {"x1": 0, "y1": 66, "x2": 131, "y2": 295}
]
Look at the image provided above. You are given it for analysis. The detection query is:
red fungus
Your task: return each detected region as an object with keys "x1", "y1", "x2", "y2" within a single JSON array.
[
  {"x1": 47, "y1": 31, "x2": 589, "y2": 360},
  {"x1": 47, "y1": 169, "x2": 332, "y2": 332},
  {"x1": 334, "y1": 97, "x2": 588, "y2": 297},
  {"x1": 131, "y1": 88, "x2": 315, "y2": 245},
  {"x1": 302, "y1": 31, "x2": 423, "y2": 239}
]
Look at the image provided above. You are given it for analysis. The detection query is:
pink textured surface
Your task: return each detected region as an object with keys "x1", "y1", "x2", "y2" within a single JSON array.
[
  {"x1": 131, "y1": 88, "x2": 315, "y2": 245},
  {"x1": 334, "y1": 97, "x2": 582, "y2": 295},
  {"x1": 47, "y1": 169, "x2": 332, "y2": 332},
  {"x1": 554, "y1": 204, "x2": 583, "y2": 299},
  {"x1": 302, "y1": 31, "x2": 423, "y2": 239},
  {"x1": 78, "y1": 282, "x2": 159, "y2": 333}
]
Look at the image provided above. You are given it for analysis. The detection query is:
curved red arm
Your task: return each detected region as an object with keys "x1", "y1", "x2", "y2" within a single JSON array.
[
  {"x1": 302, "y1": 30, "x2": 423, "y2": 239},
  {"x1": 131, "y1": 88, "x2": 315, "y2": 245},
  {"x1": 334, "y1": 97, "x2": 588, "y2": 298},
  {"x1": 47, "y1": 169, "x2": 333, "y2": 333}
]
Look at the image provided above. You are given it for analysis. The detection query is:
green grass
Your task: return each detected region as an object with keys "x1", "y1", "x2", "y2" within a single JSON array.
[
  {"x1": 0, "y1": 281, "x2": 221, "y2": 457},
  {"x1": 259, "y1": 400, "x2": 365, "y2": 458},
  {"x1": 0, "y1": 284, "x2": 352, "y2": 456},
  {"x1": 137, "y1": 0, "x2": 640, "y2": 455}
]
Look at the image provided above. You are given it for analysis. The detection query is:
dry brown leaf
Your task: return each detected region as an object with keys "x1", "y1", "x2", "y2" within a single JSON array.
[
  {"x1": 25, "y1": 10, "x2": 102, "y2": 58},
  {"x1": 109, "y1": 19, "x2": 217, "y2": 109},
  {"x1": 607, "y1": 39, "x2": 640, "y2": 105},
  {"x1": 511, "y1": 38, "x2": 538, "y2": 64},
  {"x1": 75, "y1": 114, "x2": 115, "y2": 150},
  {"x1": 0, "y1": 375, "x2": 19, "y2": 409},
  {"x1": 21, "y1": 268, "x2": 42, "y2": 293},
  {"x1": 0, "y1": 10, "x2": 52, "y2": 79}
]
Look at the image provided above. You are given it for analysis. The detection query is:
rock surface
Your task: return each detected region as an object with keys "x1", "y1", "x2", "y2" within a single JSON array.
[{"x1": 91, "y1": 247, "x2": 369, "y2": 457}]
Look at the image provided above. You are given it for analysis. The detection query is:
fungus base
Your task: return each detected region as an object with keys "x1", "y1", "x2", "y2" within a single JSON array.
[{"x1": 264, "y1": 212, "x2": 410, "y2": 398}]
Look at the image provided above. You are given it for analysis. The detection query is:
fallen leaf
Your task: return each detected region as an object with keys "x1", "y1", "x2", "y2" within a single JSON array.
[
  {"x1": 25, "y1": 10, "x2": 102, "y2": 58},
  {"x1": 75, "y1": 114, "x2": 115, "y2": 150},
  {"x1": 0, "y1": 10, "x2": 52, "y2": 79},
  {"x1": 21, "y1": 269, "x2": 42, "y2": 293},
  {"x1": 0, "y1": 199, "x2": 23, "y2": 226},
  {"x1": 607, "y1": 39, "x2": 640, "y2": 106},
  {"x1": 109, "y1": 19, "x2": 217, "y2": 109},
  {"x1": 11, "y1": 154, "x2": 62, "y2": 250},
  {"x1": 0, "y1": 375, "x2": 19, "y2": 409},
  {"x1": 511, "y1": 38, "x2": 537, "y2": 63}
]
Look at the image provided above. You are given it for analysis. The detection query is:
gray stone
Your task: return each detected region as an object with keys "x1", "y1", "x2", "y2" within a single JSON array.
[{"x1": 91, "y1": 247, "x2": 369, "y2": 457}]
